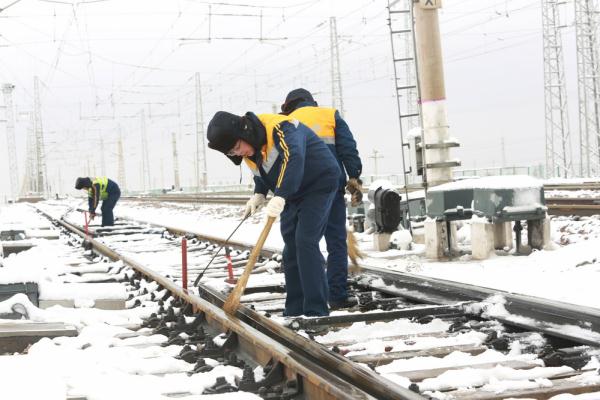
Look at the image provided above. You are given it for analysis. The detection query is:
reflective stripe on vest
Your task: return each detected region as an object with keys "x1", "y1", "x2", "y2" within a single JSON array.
[
  {"x1": 289, "y1": 106, "x2": 336, "y2": 145},
  {"x1": 89, "y1": 177, "x2": 109, "y2": 200},
  {"x1": 243, "y1": 114, "x2": 298, "y2": 188}
]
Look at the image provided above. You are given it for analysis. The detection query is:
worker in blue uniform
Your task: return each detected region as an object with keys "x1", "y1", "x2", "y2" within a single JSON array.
[
  {"x1": 281, "y1": 88, "x2": 363, "y2": 309},
  {"x1": 207, "y1": 111, "x2": 341, "y2": 317},
  {"x1": 75, "y1": 177, "x2": 121, "y2": 226}
]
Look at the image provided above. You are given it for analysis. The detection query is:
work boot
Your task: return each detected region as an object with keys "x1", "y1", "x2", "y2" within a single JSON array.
[{"x1": 328, "y1": 296, "x2": 358, "y2": 311}]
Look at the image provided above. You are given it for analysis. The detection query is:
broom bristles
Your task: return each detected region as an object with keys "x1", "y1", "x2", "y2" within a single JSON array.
[{"x1": 347, "y1": 228, "x2": 365, "y2": 274}]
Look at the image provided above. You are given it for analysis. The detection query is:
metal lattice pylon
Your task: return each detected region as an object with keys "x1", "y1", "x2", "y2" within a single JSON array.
[
  {"x1": 575, "y1": 0, "x2": 600, "y2": 176},
  {"x1": 33, "y1": 76, "x2": 48, "y2": 195},
  {"x1": 20, "y1": 112, "x2": 36, "y2": 196},
  {"x1": 542, "y1": 0, "x2": 572, "y2": 178},
  {"x1": 2, "y1": 84, "x2": 19, "y2": 200},
  {"x1": 329, "y1": 17, "x2": 345, "y2": 117}
]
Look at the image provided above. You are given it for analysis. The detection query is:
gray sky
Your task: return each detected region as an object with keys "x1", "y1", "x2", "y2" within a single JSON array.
[{"x1": 0, "y1": 0, "x2": 576, "y2": 199}]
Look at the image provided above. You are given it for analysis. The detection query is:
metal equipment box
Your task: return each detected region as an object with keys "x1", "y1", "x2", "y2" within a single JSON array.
[{"x1": 426, "y1": 187, "x2": 474, "y2": 219}]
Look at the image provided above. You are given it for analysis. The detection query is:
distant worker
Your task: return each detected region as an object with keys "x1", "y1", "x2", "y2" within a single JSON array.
[
  {"x1": 207, "y1": 111, "x2": 340, "y2": 317},
  {"x1": 75, "y1": 177, "x2": 121, "y2": 227},
  {"x1": 281, "y1": 88, "x2": 363, "y2": 309}
]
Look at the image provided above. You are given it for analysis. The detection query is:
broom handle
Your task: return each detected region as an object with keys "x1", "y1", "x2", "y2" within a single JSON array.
[{"x1": 223, "y1": 216, "x2": 275, "y2": 314}]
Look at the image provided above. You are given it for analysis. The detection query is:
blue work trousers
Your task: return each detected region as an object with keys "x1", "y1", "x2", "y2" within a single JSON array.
[
  {"x1": 325, "y1": 190, "x2": 348, "y2": 302},
  {"x1": 281, "y1": 188, "x2": 337, "y2": 317},
  {"x1": 100, "y1": 190, "x2": 120, "y2": 226}
]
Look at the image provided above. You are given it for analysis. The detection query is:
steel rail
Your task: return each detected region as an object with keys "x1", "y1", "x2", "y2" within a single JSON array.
[
  {"x1": 37, "y1": 207, "x2": 425, "y2": 400},
  {"x1": 62, "y1": 206, "x2": 600, "y2": 348},
  {"x1": 355, "y1": 265, "x2": 600, "y2": 347}
]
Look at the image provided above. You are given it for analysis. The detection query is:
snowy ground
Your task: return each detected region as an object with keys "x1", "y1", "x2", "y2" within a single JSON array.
[
  {"x1": 4, "y1": 198, "x2": 600, "y2": 309},
  {"x1": 2, "y1": 199, "x2": 600, "y2": 399},
  {"x1": 0, "y1": 203, "x2": 263, "y2": 400},
  {"x1": 97, "y1": 198, "x2": 600, "y2": 310}
]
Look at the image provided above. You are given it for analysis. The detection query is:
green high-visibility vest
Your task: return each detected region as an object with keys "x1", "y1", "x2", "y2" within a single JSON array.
[{"x1": 88, "y1": 177, "x2": 109, "y2": 200}]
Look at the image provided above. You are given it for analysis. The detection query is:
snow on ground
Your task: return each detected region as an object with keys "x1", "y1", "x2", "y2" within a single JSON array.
[
  {"x1": 34, "y1": 197, "x2": 600, "y2": 310},
  {"x1": 0, "y1": 202, "x2": 262, "y2": 400},
  {"x1": 6, "y1": 198, "x2": 600, "y2": 311},
  {"x1": 2, "y1": 197, "x2": 600, "y2": 398}
]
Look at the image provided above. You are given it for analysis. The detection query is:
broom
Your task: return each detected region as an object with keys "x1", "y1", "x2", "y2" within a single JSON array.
[
  {"x1": 223, "y1": 216, "x2": 275, "y2": 315},
  {"x1": 347, "y1": 228, "x2": 365, "y2": 274}
]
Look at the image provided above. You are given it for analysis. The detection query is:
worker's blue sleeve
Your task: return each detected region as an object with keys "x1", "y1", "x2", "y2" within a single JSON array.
[
  {"x1": 272, "y1": 121, "x2": 306, "y2": 199},
  {"x1": 334, "y1": 111, "x2": 362, "y2": 179},
  {"x1": 253, "y1": 176, "x2": 269, "y2": 196}
]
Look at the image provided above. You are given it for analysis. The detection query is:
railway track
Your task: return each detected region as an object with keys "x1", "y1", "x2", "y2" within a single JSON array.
[
  {"x1": 545, "y1": 197, "x2": 600, "y2": 216},
  {"x1": 9, "y1": 203, "x2": 596, "y2": 399},
  {"x1": 123, "y1": 182, "x2": 600, "y2": 218}
]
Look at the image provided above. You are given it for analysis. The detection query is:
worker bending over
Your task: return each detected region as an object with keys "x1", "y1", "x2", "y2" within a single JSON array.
[
  {"x1": 75, "y1": 177, "x2": 121, "y2": 227},
  {"x1": 207, "y1": 111, "x2": 340, "y2": 317}
]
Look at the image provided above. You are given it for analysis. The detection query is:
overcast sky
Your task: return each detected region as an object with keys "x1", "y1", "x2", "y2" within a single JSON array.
[{"x1": 0, "y1": 0, "x2": 583, "y2": 199}]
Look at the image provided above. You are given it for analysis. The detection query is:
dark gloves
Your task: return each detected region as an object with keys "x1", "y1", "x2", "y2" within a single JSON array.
[{"x1": 346, "y1": 178, "x2": 363, "y2": 206}]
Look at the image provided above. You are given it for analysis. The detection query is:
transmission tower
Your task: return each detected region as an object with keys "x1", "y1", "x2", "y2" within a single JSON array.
[
  {"x1": 172, "y1": 131, "x2": 181, "y2": 190},
  {"x1": 20, "y1": 112, "x2": 36, "y2": 196},
  {"x1": 117, "y1": 132, "x2": 126, "y2": 191},
  {"x1": 2, "y1": 84, "x2": 19, "y2": 200},
  {"x1": 140, "y1": 108, "x2": 151, "y2": 191},
  {"x1": 33, "y1": 76, "x2": 48, "y2": 195},
  {"x1": 575, "y1": 0, "x2": 600, "y2": 176},
  {"x1": 195, "y1": 72, "x2": 207, "y2": 191},
  {"x1": 329, "y1": 17, "x2": 345, "y2": 117},
  {"x1": 542, "y1": 0, "x2": 572, "y2": 177}
]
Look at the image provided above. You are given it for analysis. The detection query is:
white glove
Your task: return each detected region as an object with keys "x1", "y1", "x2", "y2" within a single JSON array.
[
  {"x1": 244, "y1": 193, "x2": 266, "y2": 217},
  {"x1": 265, "y1": 196, "x2": 285, "y2": 218}
]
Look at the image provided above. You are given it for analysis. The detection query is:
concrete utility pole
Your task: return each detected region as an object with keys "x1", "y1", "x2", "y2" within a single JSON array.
[
  {"x1": 117, "y1": 132, "x2": 126, "y2": 191},
  {"x1": 542, "y1": 0, "x2": 572, "y2": 178},
  {"x1": 413, "y1": 0, "x2": 460, "y2": 186},
  {"x1": 329, "y1": 17, "x2": 345, "y2": 117},
  {"x1": 33, "y1": 76, "x2": 48, "y2": 195},
  {"x1": 171, "y1": 131, "x2": 180, "y2": 190},
  {"x1": 195, "y1": 72, "x2": 208, "y2": 191},
  {"x1": 2, "y1": 83, "x2": 19, "y2": 200},
  {"x1": 140, "y1": 108, "x2": 151, "y2": 191},
  {"x1": 370, "y1": 149, "x2": 383, "y2": 179}
]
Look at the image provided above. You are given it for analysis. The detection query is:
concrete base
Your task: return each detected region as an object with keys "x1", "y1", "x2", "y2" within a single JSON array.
[
  {"x1": 1, "y1": 242, "x2": 35, "y2": 256},
  {"x1": 412, "y1": 228, "x2": 425, "y2": 244},
  {"x1": 425, "y1": 220, "x2": 446, "y2": 259},
  {"x1": 493, "y1": 221, "x2": 512, "y2": 250},
  {"x1": 0, "y1": 322, "x2": 77, "y2": 353},
  {"x1": 39, "y1": 299, "x2": 126, "y2": 310},
  {"x1": 373, "y1": 232, "x2": 392, "y2": 251},
  {"x1": 471, "y1": 220, "x2": 495, "y2": 260},
  {"x1": 528, "y1": 217, "x2": 551, "y2": 250}
]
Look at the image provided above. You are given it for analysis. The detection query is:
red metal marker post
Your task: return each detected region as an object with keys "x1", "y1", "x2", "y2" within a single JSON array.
[
  {"x1": 225, "y1": 247, "x2": 237, "y2": 284},
  {"x1": 84, "y1": 211, "x2": 89, "y2": 239},
  {"x1": 181, "y1": 237, "x2": 188, "y2": 290}
]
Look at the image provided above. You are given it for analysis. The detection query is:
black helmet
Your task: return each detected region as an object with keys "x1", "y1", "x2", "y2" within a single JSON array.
[
  {"x1": 75, "y1": 177, "x2": 92, "y2": 190},
  {"x1": 281, "y1": 88, "x2": 316, "y2": 114}
]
